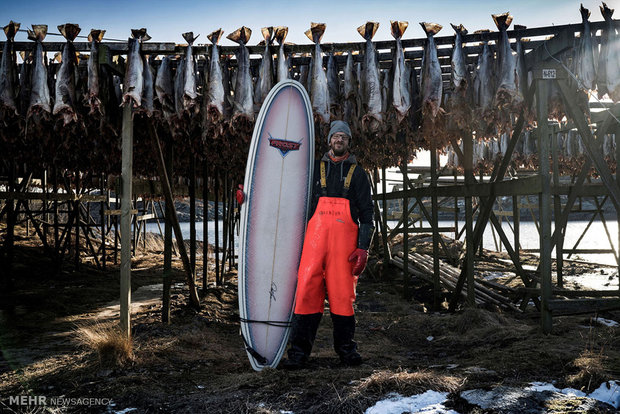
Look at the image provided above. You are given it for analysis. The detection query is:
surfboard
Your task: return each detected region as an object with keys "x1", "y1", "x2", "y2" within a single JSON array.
[{"x1": 238, "y1": 80, "x2": 315, "y2": 371}]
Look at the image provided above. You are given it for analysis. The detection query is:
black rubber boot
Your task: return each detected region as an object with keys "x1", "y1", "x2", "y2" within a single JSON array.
[
  {"x1": 281, "y1": 313, "x2": 322, "y2": 370},
  {"x1": 331, "y1": 313, "x2": 362, "y2": 366}
]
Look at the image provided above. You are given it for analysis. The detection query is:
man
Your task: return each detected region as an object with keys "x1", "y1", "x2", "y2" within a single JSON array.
[{"x1": 283, "y1": 120, "x2": 375, "y2": 369}]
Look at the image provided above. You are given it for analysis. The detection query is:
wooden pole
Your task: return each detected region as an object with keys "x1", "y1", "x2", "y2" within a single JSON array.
[
  {"x1": 399, "y1": 163, "x2": 410, "y2": 299},
  {"x1": 189, "y1": 155, "x2": 197, "y2": 274},
  {"x1": 74, "y1": 174, "x2": 80, "y2": 270},
  {"x1": 513, "y1": 194, "x2": 520, "y2": 263},
  {"x1": 101, "y1": 173, "x2": 106, "y2": 270},
  {"x1": 552, "y1": 130, "x2": 563, "y2": 288},
  {"x1": 120, "y1": 103, "x2": 134, "y2": 338},
  {"x1": 381, "y1": 167, "x2": 391, "y2": 266},
  {"x1": 202, "y1": 160, "x2": 209, "y2": 293},
  {"x1": 616, "y1": 129, "x2": 620, "y2": 291},
  {"x1": 162, "y1": 138, "x2": 173, "y2": 323},
  {"x1": 463, "y1": 130, "x2": 475, "y2": 306},
  {"x1": 147, "y1": 121, "x2": 201, "y2": 310},
  {"x1": 537, "y1": 79, "x2": 552, "y2": 334},
  {"x1": 214, "y1": 172, "x2": 220, "y2": 285},
  {"x1": 430, "y1": 139, "x2": 441, "y2": 310}
]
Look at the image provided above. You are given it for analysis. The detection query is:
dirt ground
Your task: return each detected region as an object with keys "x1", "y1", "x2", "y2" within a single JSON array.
[{"x1": 1, "y1": 225, "x2": 619, "y2": 413}]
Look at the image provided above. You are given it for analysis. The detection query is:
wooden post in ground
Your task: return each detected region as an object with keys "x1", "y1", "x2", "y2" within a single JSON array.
[
  {"x1": 430, "y1": 139, "x2": 441, "y2": 310},
  {"x1": 463, "y1": 130, "x2": 475, "y2": 307},
  {"x1": 552, "y1": 129, "x2": 563, "y2": 287},
  {"x1": 162, "y1": 138, "x2": 173, "y2": 324},
  {"x1": 537, "y1": 79, "x2": 552, "y2": 333},
  {"x1": 513, "y1": 194, "x2": 520, "y2": 263},
  {"x1": 147, "y1": 121, "x2": 201, "y2": 310},
  {"x1": 120, "y1": 103, "x2": 134, "y2": 338},
  {"x1": 202, "y1": 160, "x2": 209, "y2": 293},
  {"x1": 190, "y1": 155, "x2": 197, "y2": 274},
  {"x1": 381, "y1": 167, "x2": 391, "y2": 267},
  {"x1": 399, "y1": 163, "x2": 410, "y2": 299},
  {"x1": 214, "y1": 172, "x2": 220, "y2": 285},
  {"x1": 101, "y1": 173, "x2": 106, "y2": 270}
]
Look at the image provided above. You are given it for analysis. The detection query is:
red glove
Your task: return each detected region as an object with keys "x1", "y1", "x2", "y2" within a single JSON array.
[
  {"x1": 348, "y1": 248, "x2": 368, "y2": 276},
  {"x1": 236, "y1": 184, "x2": 245, "y2": 205}
]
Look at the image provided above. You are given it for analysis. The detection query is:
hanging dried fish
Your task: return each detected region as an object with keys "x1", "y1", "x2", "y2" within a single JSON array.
[
  {"x1": 53, "y1": 23, "x2": 81, "y2": 125},
  {"x1": 155, "y1": 56, "x2": 175, "y2": 116},
  {"x1": 255, "y1": 27, "x2": 275, "y2": 108},
  {"x1": 227, "y1": 26, "x2": 254, "y2": 131},
  {"x1": 514, "y1": 26, "x2": 529, "y2": 104},
  {"x1": 327, "y1": 52, "x2": 340, "y2": 117},
  {"x1": 174, "y1": 57, "x2": 185, "y2": 115},
  {"x1": 599, "y1": 3, "x2": 620, "y2": 101},
  {"x1": 122, "y1": 29, "x2": 148, "y2": 108},
  {"x1": 86, "y1": 29, "x2": 105, "y2": 115},
  {"x1": 343, "y1": 52, "x2": 358, "y2": 124},
  {"x1": 577, "y1": 5, "x2": 596, "y2": 91},
  {"x1": 390, "y1": 21, "x2": 411, "y2": 123},
  {"x1": 450, "y1": 23, "x2": 468, "y2": 94},
  {"x1": 182, "y1": 32, "x2": 199, "y2": 113},
  {"x1": 140, "y1": 55, "x2": 155, "y2": 116},
  {"x1": 275, "y1": 26, "x2": 290, "y2": 83},
  {"x1": 18, "y1": 50, "x2": 32, "y2": 117},
  {"x1": 0, "y1": 21, "x2": 19, "y2": 115},
  {"x1": 408, "y1": 62, "x2": 422, "y2": 131},
  {"x1": 358, "y1": 21, "x2": 382, "y2": 131},
  {"x1": 305, "y1": 22, "x2": 330, "y2": 124},
  {"x1": 419, "y1": 22, "x2": 443, "y2": 119},
  {"x1": 493, "y1": 13, "x2": 519, "y2": 109},
  {"x1": 206, "y1": 28, "x2": 225, "y2": 123}
]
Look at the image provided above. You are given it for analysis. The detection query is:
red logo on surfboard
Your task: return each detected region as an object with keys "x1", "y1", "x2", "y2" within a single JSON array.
[{"x1": 268, "y1": 133, "x2": 302, "y2": 157}]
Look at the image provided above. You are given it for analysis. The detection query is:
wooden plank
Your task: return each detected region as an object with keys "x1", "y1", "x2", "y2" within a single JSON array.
[
  {"x1": 0, "y1": 192, "x2": 106, "y2": 202},
  {"x1": 391, "y1": 227, "x2": 456, "y2": 234},
  {"x1": 557, "y1": 79, "x2": 620, "y2": 209},
  {"x1": 547, "y1": 298, "x2": 620, "y2": 314},
  {"x1": 148, "y1": 120, "x2": 201, "y2": 310},
  {"x1": 6, "y1": 20, "x2": 618, "y2": 56},
  {"x1": 135, "y1": 213, "x2": 155, "y2": 221},
  {"x1": 377, "y1": 175, "x2": 542, "y2": 200},
  {"x1": 105, "y1": 209, "x2": 138, "y2": 215},
  {"x1": 120, "y1": 104, "x2": 133, "y2": 338},
  {"x1": 537, "y1": 80, "x2": 553, "y2": 334}
]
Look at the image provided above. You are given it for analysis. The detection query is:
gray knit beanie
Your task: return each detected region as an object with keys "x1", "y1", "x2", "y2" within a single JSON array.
[{"x1": 327, "y1": 120, "x2": 352, "y2": 144}]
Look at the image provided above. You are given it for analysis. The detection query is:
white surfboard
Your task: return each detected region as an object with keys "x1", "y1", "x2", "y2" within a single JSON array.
[{"x1": 238, "y1": 80, "x2": 315, "y2": 371}]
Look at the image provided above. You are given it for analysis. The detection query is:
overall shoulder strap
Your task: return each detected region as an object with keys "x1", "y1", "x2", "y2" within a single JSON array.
[
  {"x1": 320, "y1": 161, "x2": 328, "y2": 196},
  {"x1": 342, "y1": 164, "x2": 356, "y2": 198}
]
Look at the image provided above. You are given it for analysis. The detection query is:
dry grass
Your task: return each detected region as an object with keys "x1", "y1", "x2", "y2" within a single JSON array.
[
  {"x1": 567, "y1": 349, "x2": 609, "y2": 392},
  {"x1": 354, "y1": 369, "x2": 463, "y2": 396},
  {"x1": 75, "y1": 323, "x2": 134, "y2": 367}
]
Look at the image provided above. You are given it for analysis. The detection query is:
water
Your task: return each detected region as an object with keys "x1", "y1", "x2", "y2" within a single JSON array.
[
  {"x1": 390, "y1": 218, "x2": 619, "y2": 267},
  {"x1": 144, "y1": 220, "x2": 240, "y2": 250},
  {"x1": 144, "y1": 219, "x2": 619, "y2": 267}
]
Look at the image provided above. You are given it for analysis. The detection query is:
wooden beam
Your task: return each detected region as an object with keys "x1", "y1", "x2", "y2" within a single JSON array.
[
  {"x1": 120, "y1": 104, "x2": 133, "y2": 338},
  {"x1": 148, "y1": 121, "x2": 201, "y2": 310},
  {"x1": 537, "y1": 79, "x2": 553, "y2": 334},
  {"x1": 557, "y1": 79, "x2": 620, "y2": 209}
]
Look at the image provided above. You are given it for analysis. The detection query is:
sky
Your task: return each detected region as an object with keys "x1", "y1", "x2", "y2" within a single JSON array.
[{"x1": 3, "y1": 0, "x2": 618, "y2": 46}]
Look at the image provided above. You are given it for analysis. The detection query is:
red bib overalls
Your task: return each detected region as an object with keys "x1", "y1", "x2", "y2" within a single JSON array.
[{"x1": 294, "y1": 163, "x2": 359, "y2": 316}]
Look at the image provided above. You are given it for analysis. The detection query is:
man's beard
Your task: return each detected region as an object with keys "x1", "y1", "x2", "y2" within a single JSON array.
[{"x1": 331, "y1": 145, "x2": 347, "y2": 156}]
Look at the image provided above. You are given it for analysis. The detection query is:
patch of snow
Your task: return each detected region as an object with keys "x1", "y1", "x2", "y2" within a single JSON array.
[
  {"x1": 525, "y1": 382, "x2": 585, "y2": 397},
  {"x1": 483, "y1": 272, "x2": 506, "y2": 280},
  {"x1": 563, "y1": 273, "x2": 619, "y2": 291},
  {"x1": 589, "y1": 381, "x2": 620, "y2": 409},
  {"x1": 595, "y1": 317, "x2": 619, "y2": 327},
  {"x1": 426, "y1": 336, "x2": 434, "y2": 341},
  {"x1": 365, "y1": 390, "x2": 457, "y2": 414},
  {"x1": 111, "y1": 409, "x2": 137, "y2": 414}
]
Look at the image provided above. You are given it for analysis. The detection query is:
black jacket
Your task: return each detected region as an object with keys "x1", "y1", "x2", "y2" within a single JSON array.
[{"x1": 309, "y1": 152, "x2": 375, "y2": 229}]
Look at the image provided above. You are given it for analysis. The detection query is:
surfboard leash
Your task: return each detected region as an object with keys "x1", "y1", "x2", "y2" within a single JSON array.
[
  {"x1": 239, "y1": 329, "x2": 269, "y2": 365},
  {"x1": 238, "y1": 317, "x2": 292, "y2": 328}
]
